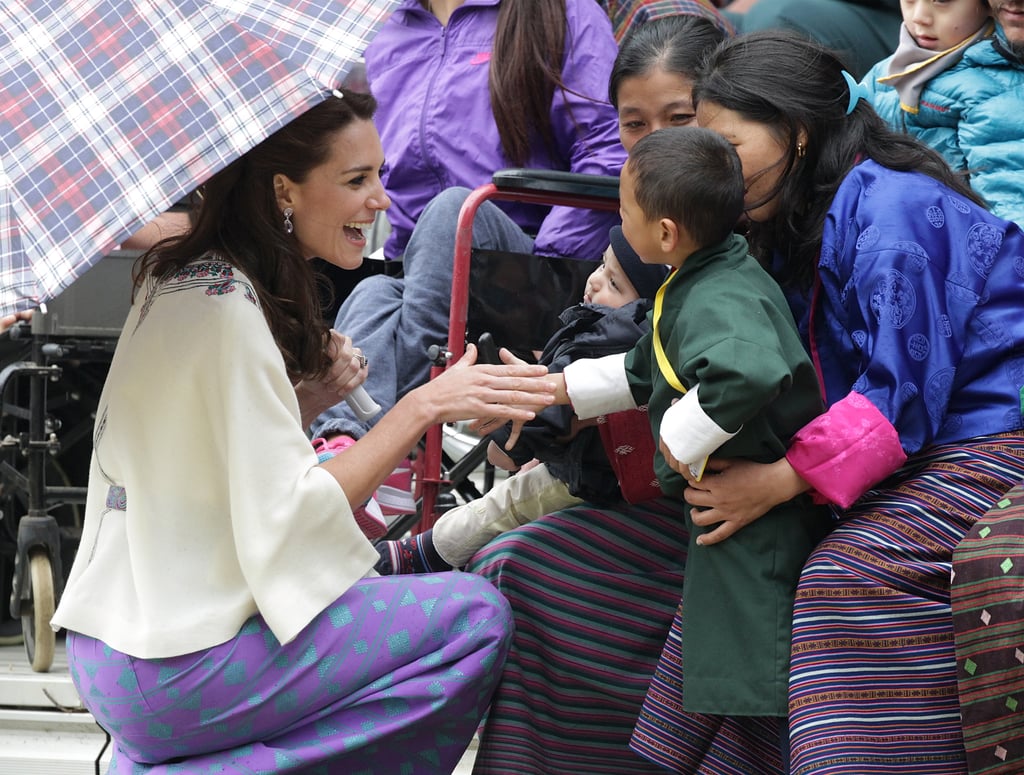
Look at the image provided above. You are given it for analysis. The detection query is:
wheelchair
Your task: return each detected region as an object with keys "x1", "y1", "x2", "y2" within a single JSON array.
[
  {"x1": 0, "y1": 250, "x2": 137, "y2": 671},
  {"x1": 383, "y1": 169, "x2": 621, "y2": 540}
]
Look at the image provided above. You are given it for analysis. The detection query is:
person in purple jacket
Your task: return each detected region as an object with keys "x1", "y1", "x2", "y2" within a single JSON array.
[{"x1": 309, "y1": 0, "x2": 626, "y2": 509}]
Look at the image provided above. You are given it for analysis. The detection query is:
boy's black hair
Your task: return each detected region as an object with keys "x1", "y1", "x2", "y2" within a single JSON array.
[{"x1": 626, "y1": 126, "x2": 744, "y2": 248}]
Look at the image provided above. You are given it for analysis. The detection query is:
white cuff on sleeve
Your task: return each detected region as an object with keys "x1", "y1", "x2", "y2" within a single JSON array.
[
  {"x1": 660, "y1": 384, "x2": 739, "y2": 480},
  {"x1": 563, "y1": 353, "x2": 636, "y2": 419}
]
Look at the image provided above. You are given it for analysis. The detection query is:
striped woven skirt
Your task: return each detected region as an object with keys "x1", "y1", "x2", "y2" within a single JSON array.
[
  {"x1": 467, "y1": 496, "x2": 795, "y2": 774},
  {"x1": 789, "y1": 433, "x2": 1024, "y2": 775},
  {"x1": 65, "y1": 572, "x2": 511, "y2": 774},
  {"x1": 629, "y1": 598, "x2": 790, "y2": 773},
  {"x1": 952, "y1": 478, "x2": 1024, "y2": 774},
  {"x1": 467, "y1": 497, "x2": 687, "y2": 774}
]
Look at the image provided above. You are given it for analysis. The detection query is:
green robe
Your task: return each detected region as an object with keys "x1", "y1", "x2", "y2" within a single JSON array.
[{"x1": 625, "y1": 233, "x2": 832, "y2": 716}]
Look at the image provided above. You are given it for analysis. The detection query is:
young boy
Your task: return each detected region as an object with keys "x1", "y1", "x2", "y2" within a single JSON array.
[
  {"x1": 859, "y1": 1, "x2": 1024, "y2": 224},
  {"x1": 375, "y1": 226, "x2": 669, "y2": 574},
  {"x1": 547, "y1": 126, "x2": 832, "y2": 727}
]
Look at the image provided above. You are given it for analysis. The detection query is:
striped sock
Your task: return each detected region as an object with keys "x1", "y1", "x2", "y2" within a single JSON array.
[{"x1": 374, "y1": 530, "x2": 452, "y2": 575}]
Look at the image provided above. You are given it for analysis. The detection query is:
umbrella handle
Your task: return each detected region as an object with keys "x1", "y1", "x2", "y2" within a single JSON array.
[{"x1": 345, "y1": 386, "x2": 381, "y2": 421}]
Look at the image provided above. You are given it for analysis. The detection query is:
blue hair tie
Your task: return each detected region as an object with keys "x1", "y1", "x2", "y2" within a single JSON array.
[{"x1": 841, "y1": 70, "x2": 870, "y2": 115}]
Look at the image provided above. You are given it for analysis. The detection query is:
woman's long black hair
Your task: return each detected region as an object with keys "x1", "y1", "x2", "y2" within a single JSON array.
[
  {"x1": 693, "y1": 31, "x2": 985, "y2": 290},
  {"x1": 135, "y1": 91, "x2": 377, "y2": 381}
]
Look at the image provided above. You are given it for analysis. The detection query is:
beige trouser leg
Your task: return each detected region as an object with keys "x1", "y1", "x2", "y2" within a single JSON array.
[{"x1": 432, "y1": 463, "x2": 582, "y2": 568}]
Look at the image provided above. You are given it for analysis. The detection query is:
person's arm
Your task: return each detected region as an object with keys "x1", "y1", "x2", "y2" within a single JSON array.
[
  {"x1": 654, "y1": 308, "x2": 822, "y2": 541},
  {"x1": 0, "y1": 309, "x2": 33, "y2": 333},
  {"x1": 321, "y1": 345, "x2": 556, "y2": 508},
  {"x1": 676, "y1": 454, "x2": 811, "y2": 545},
  {"x1": 474, "y1": 343, "x2": 644, "y2": 448},
  {"x1": 955, "y1": 48, "x2": 1024, "y2": 226},
  {"x1": 671, "y1": 392, "x2": 902, "y2": 546},
  {"x1": 121, "y1": 211, "x2": 191, "y2": 250},
  {"x1": 720, "y1": 0, "x2": 761, "y2": 13}
]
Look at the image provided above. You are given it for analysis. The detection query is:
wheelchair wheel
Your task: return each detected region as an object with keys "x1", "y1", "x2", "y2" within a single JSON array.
[{"x1": 21, "y1": 549, "x2": 56, "y2": 672}]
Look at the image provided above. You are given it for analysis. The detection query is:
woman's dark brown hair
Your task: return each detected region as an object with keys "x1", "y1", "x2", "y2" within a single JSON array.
[
  {"x1": 135, "y1": 91, "x2": 377, "y2": 381},
  {"x1": 490, "y1": 0, "x2": 568, "y2": 165}
]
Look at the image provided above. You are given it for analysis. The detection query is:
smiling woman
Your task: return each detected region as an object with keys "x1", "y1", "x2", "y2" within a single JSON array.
[
  {"x1": 48, "y1": 92, "x2": 557, "y2": 774},
  {"x1": 272, "y1": 112, "x2": 391, "y2": 270}
]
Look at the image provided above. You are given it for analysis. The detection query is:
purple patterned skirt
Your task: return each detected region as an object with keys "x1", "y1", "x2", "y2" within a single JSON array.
[{"x1": 67, "y1": 571, "x2": 511, "y2": 773}]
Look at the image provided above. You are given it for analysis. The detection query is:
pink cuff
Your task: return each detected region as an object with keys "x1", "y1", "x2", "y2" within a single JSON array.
[{"x1": 786, "y1": 392, "x2": 906, "y2": 509}]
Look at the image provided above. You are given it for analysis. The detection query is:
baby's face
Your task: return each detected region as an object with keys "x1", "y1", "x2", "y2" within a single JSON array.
[
  {"x1": 584, "y1": 247, "x2": 640, "y2": 308},
  {"x1": 900, "y1": 0, "x2": 990, "y2": 51}
]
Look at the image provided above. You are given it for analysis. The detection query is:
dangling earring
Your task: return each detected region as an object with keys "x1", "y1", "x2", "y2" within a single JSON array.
[
  {"x1": 283, "y1": 207, "x2": 294, "y2": 234},
  {"x1": 796, "y1": 142, "x2": 807, "y2": 159}
]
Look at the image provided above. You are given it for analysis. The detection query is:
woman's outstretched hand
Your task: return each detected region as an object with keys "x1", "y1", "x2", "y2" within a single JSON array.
[
  {"x1": 423, "y1": 344, "x2": 556, "y2": 426},
  {"x1": 321, "y1": 344, "x2": 556, "y2": 510},
  {"x1": 468, "y1": 347, "x2": 561, "y2": 444},
  {"x1": 661, "y1": 447, "x2": 809, "y2": 546}
]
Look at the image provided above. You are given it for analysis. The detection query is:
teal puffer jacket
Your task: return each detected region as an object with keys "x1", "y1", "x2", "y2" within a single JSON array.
[{"x1": 862, "y1": 28, "x2": 1024, "y2": 226}]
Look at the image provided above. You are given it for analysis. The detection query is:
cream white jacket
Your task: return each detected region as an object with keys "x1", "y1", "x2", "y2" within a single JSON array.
[{"x1": 51, "y1": 260, "x2": 377, "y2": 658}]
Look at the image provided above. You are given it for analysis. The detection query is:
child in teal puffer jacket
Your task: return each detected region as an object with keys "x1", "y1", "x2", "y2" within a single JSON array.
[{"x1": 861, "y1": 2, "x2": 1024, "y2": 225}]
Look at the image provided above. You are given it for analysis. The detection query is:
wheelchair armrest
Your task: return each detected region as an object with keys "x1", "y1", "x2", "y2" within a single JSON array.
[{"x1": 491, "y1": 168, "x2": 619, "y2": 201}]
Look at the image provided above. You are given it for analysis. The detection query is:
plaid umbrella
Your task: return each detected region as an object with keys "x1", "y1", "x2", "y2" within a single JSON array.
[{"x1": 0, "y1": 0, "x2": 397, "y2": 318}]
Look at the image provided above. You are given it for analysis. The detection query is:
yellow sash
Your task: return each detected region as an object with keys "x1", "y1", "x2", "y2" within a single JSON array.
[
  {"x1": 652, "y1": 270, "x2": 707, "y2": 480},
  {"x1": 653, "y1": 270, "x2": 686, "y2": 394}
]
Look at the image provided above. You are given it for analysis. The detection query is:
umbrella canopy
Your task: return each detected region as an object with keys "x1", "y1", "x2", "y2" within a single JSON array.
[{"x1": 0, "y1": 0, "x2": 397, "y2": 318}]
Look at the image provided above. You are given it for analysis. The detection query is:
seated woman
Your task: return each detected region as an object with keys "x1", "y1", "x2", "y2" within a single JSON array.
[
  {"x1": 679, "y1": 30, "x2": 1024, "y2": 774},
  {"x1": 473, "y1": 25, "x2": 1024, "y2": 775},
  {"x1": 465, "y1": 16, "x2": 778, "y2": 775}
]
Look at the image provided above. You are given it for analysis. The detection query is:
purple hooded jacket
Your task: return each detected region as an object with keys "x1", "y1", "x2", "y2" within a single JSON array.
[{"x1": 365, "y1": 0, "x2": 626, "y2": 260}]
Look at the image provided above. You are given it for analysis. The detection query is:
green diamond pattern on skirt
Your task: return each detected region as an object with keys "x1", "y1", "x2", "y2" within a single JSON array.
[{"x1": 953, "y1": 481, "x2": 1024, "y2": 774}]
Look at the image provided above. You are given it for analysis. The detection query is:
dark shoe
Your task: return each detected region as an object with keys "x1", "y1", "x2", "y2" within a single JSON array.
[{"x1": 0, "y1": 617, "x2": 23, "y2": 646}]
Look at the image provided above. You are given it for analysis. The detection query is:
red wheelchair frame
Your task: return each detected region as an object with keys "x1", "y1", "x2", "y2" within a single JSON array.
[{"x1": 385, "y1": 169, "x2": 620, "y2": 538}]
